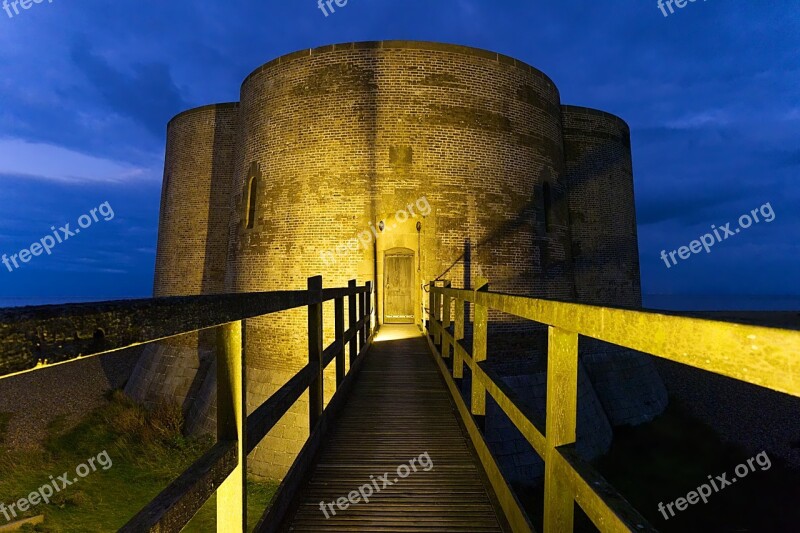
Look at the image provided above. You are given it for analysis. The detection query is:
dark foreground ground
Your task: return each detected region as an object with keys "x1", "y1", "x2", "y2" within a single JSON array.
[{"x1": 659, "y1": 310, "x2": 800, "y2": 470}]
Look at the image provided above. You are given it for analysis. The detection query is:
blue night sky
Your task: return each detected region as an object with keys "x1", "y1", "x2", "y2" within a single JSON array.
[{"x1": 0, "y1": 1, "x2": 797, "y2": 309}]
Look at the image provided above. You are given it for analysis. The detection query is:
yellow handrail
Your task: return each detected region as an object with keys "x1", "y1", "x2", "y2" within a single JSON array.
[{"x1": 427, "y1": 281, "x2": 800, "y2": 533}]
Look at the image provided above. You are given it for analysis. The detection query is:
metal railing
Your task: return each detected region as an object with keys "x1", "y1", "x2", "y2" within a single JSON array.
[
  {"x1": 426, "y1": 279, "x2": 800, "y2": 533},
  {"x1": 0, "y1": 276, "x2": 374, "y2": 532}
]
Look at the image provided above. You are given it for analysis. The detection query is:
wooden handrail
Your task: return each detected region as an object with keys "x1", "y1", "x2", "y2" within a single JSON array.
[
  {"x1": 1, "y1": 277, "x2": 374, "y2": 533},
  {"x1": 0, "y1": 286, "x2": 370, "y2": 378},
  {"x1": 118, "y1": 440, "x2": 238, "y2": 533},
  {"x1": 427, "y1": 281, "x2": 800, "y2": 533},
  {"x1": 246, "y1": 363, "x2": 318, "y2": 455}
]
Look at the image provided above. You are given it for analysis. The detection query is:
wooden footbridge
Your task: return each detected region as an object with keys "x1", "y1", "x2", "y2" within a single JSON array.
[
  {"x1": 1, "y1": 276, "x2": 799, "y2": 532},
  {"x1": 280, "y1": 325, "x2": 505, "y2": 532}
]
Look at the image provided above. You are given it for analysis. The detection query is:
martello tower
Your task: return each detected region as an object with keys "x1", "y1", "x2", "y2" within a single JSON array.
[{"x1": 125, "y1": 41, "x2": 666, "y2": 480}]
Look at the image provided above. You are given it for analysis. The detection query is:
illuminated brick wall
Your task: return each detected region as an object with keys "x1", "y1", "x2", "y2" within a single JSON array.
[{"x1": 226, "y1": 42, "x2": 580, "y2": 476}]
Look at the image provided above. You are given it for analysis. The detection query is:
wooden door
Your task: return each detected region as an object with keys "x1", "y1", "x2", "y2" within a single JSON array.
[{"x1": 384, "y1": 253, "x2": 414, "y2": 324}]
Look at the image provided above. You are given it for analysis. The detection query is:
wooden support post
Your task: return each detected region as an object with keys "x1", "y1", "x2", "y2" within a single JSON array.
[
  {"x1": 335, "y1": 296, "x2": 345, "y2": 387},
  {"x1": 432, "y1": 281, "x2": 442, "y2": 346},
  {"x1": 308, "y1": 276, "x2": 323, "y2": 432},
  {"x1": 453, "y1": 297, "x2": 465, "y2": 379},
  {"x1": 428, "y1": 281, "x2": 435, "y2": 336},
  {"x1": 216, "y1": 320, "x2": 246, "y2": 532},
  {"x1": 420, "y1": 282, "x2": 425, "y2": 330},
  {"x1": 348, "y1": 279, "x2": 357, "y2": 367},
  {"x1": 365, "y1": 281, "x2": 372, "y2": 340},
  {"x1": 471, "y1": 278, "x2": 489, "y2": 421},
  {"x1": 358, "y1": 285, "x2": 366, "y2": 351},
  {"x1": 441, "y1": 281, "x2": 452, "y2": 358},
  {"x1": 543, "y1": 326, "x2": 579, "y2": 533}
]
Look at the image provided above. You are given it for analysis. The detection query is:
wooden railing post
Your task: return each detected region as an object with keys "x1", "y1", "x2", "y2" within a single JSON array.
[
  {"x1": 471, "y1": 278, "x2": 489, "y2": 422},
  {"x1": 335, "y1": 295, "x2": 345, "y2": 387},
  {"x1": 433, "y1": 281, "x2": 442, "y2": 346},
  {"x1": 216, "y1": 320, "x2": 246, "y2": 532},
  {"x1": 358, "y1": 284, "x2": 366, "y2": 350},
  {"x1": 453, "y1": 297, "x2": 465, "y2": 379},
  {"x1": 348, "y1": 279, "x2": 357, "y2": 367},
  {"x1": 420, "y1": 282, "x2": 426, "y2": 329},
  {"x1": 308, "y1": 276, "x2": 323, "y2": 432},
  {"x1": 441, "y1": 281, "x2": 452, "y2": 358},
  {"x1": 543, "y1": 326, "x2": 579, "y2": 533},
  {"x1": 427, "y1": 281, "x2": 435, "y2": 336},
  {"x1": 365, "y1": 281, "x2": 372, "y2": 339}
]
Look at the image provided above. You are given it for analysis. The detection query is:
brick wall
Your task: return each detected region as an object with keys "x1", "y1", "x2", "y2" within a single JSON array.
[
  {"x1": 562, "y1": 105, "x2": 641, "y2": 307},
  {"x1": 562, "y1": 105, "x2": 667, "y2": 426},
  {"x1": 227, "y1": 42, "x2": 580, "y2": 476},
  {"x1": 126, "y1": 104, "x2": 238, "y2": 415}
]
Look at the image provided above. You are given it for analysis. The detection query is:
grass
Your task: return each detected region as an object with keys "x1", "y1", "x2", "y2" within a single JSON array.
[
  {"x1": 0, "y1": 391, "x2": 278, "y2": 532},
  {"x1": 183, "y1": 482, "x2": 278, "y2": 532},
  {"x1": 514, "y1": 400, "x2": 800, "y2": 532}
]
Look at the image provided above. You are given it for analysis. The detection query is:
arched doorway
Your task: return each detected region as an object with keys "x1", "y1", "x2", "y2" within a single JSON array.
[{"x1": 384, "y1": 248, "x2": 415, "y2": 324}]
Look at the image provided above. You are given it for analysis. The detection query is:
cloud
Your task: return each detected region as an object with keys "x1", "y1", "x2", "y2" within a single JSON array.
[
  {"x1": 0, "y1": 138, "x2": 155, "y2": 184},
  {"x1": 665, "y1": 110, "x2": 733, "y2": 130},
  {"x1": 70, "y1": 39, "x2": 189, "y2": 138},
  {"x1": 638, "y1": 194, "x2": 735, "y2": 226}
]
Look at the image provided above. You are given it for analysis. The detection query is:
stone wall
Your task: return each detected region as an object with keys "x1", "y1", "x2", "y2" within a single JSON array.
[{"x1": 561, "y1": 105, "x2": 641, "y2": 307}]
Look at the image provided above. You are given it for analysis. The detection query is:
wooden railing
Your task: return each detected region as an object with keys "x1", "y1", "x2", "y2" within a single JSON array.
[
  {"x1": 0, "y1": 276, "x2": 374, "y2": 532},
  {"x1": 426, "y1": 279, "x2": 800, "y2": 533}
]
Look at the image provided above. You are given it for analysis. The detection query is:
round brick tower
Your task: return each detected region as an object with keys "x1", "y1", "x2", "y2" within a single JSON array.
[
  {"x1": 125, "y1": 104, "x2": 239, "y2": 431},
  {"x1": 562, "y1": 105, "x2": 641, "y2": 307},
  {"x1": 228, "y1": 42, "x2": 577, "y2": 477},
  {"x1": 562, "y1": 105, "x2": 667, "y2": 426},
  {"x1": 125, "y1": 41, "x2": 668, "y2": 482}
]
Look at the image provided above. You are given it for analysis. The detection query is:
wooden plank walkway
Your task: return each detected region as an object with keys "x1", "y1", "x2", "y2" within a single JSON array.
[{"x1": 281, "y1": 325, "x2": 505, "y2": 532}]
